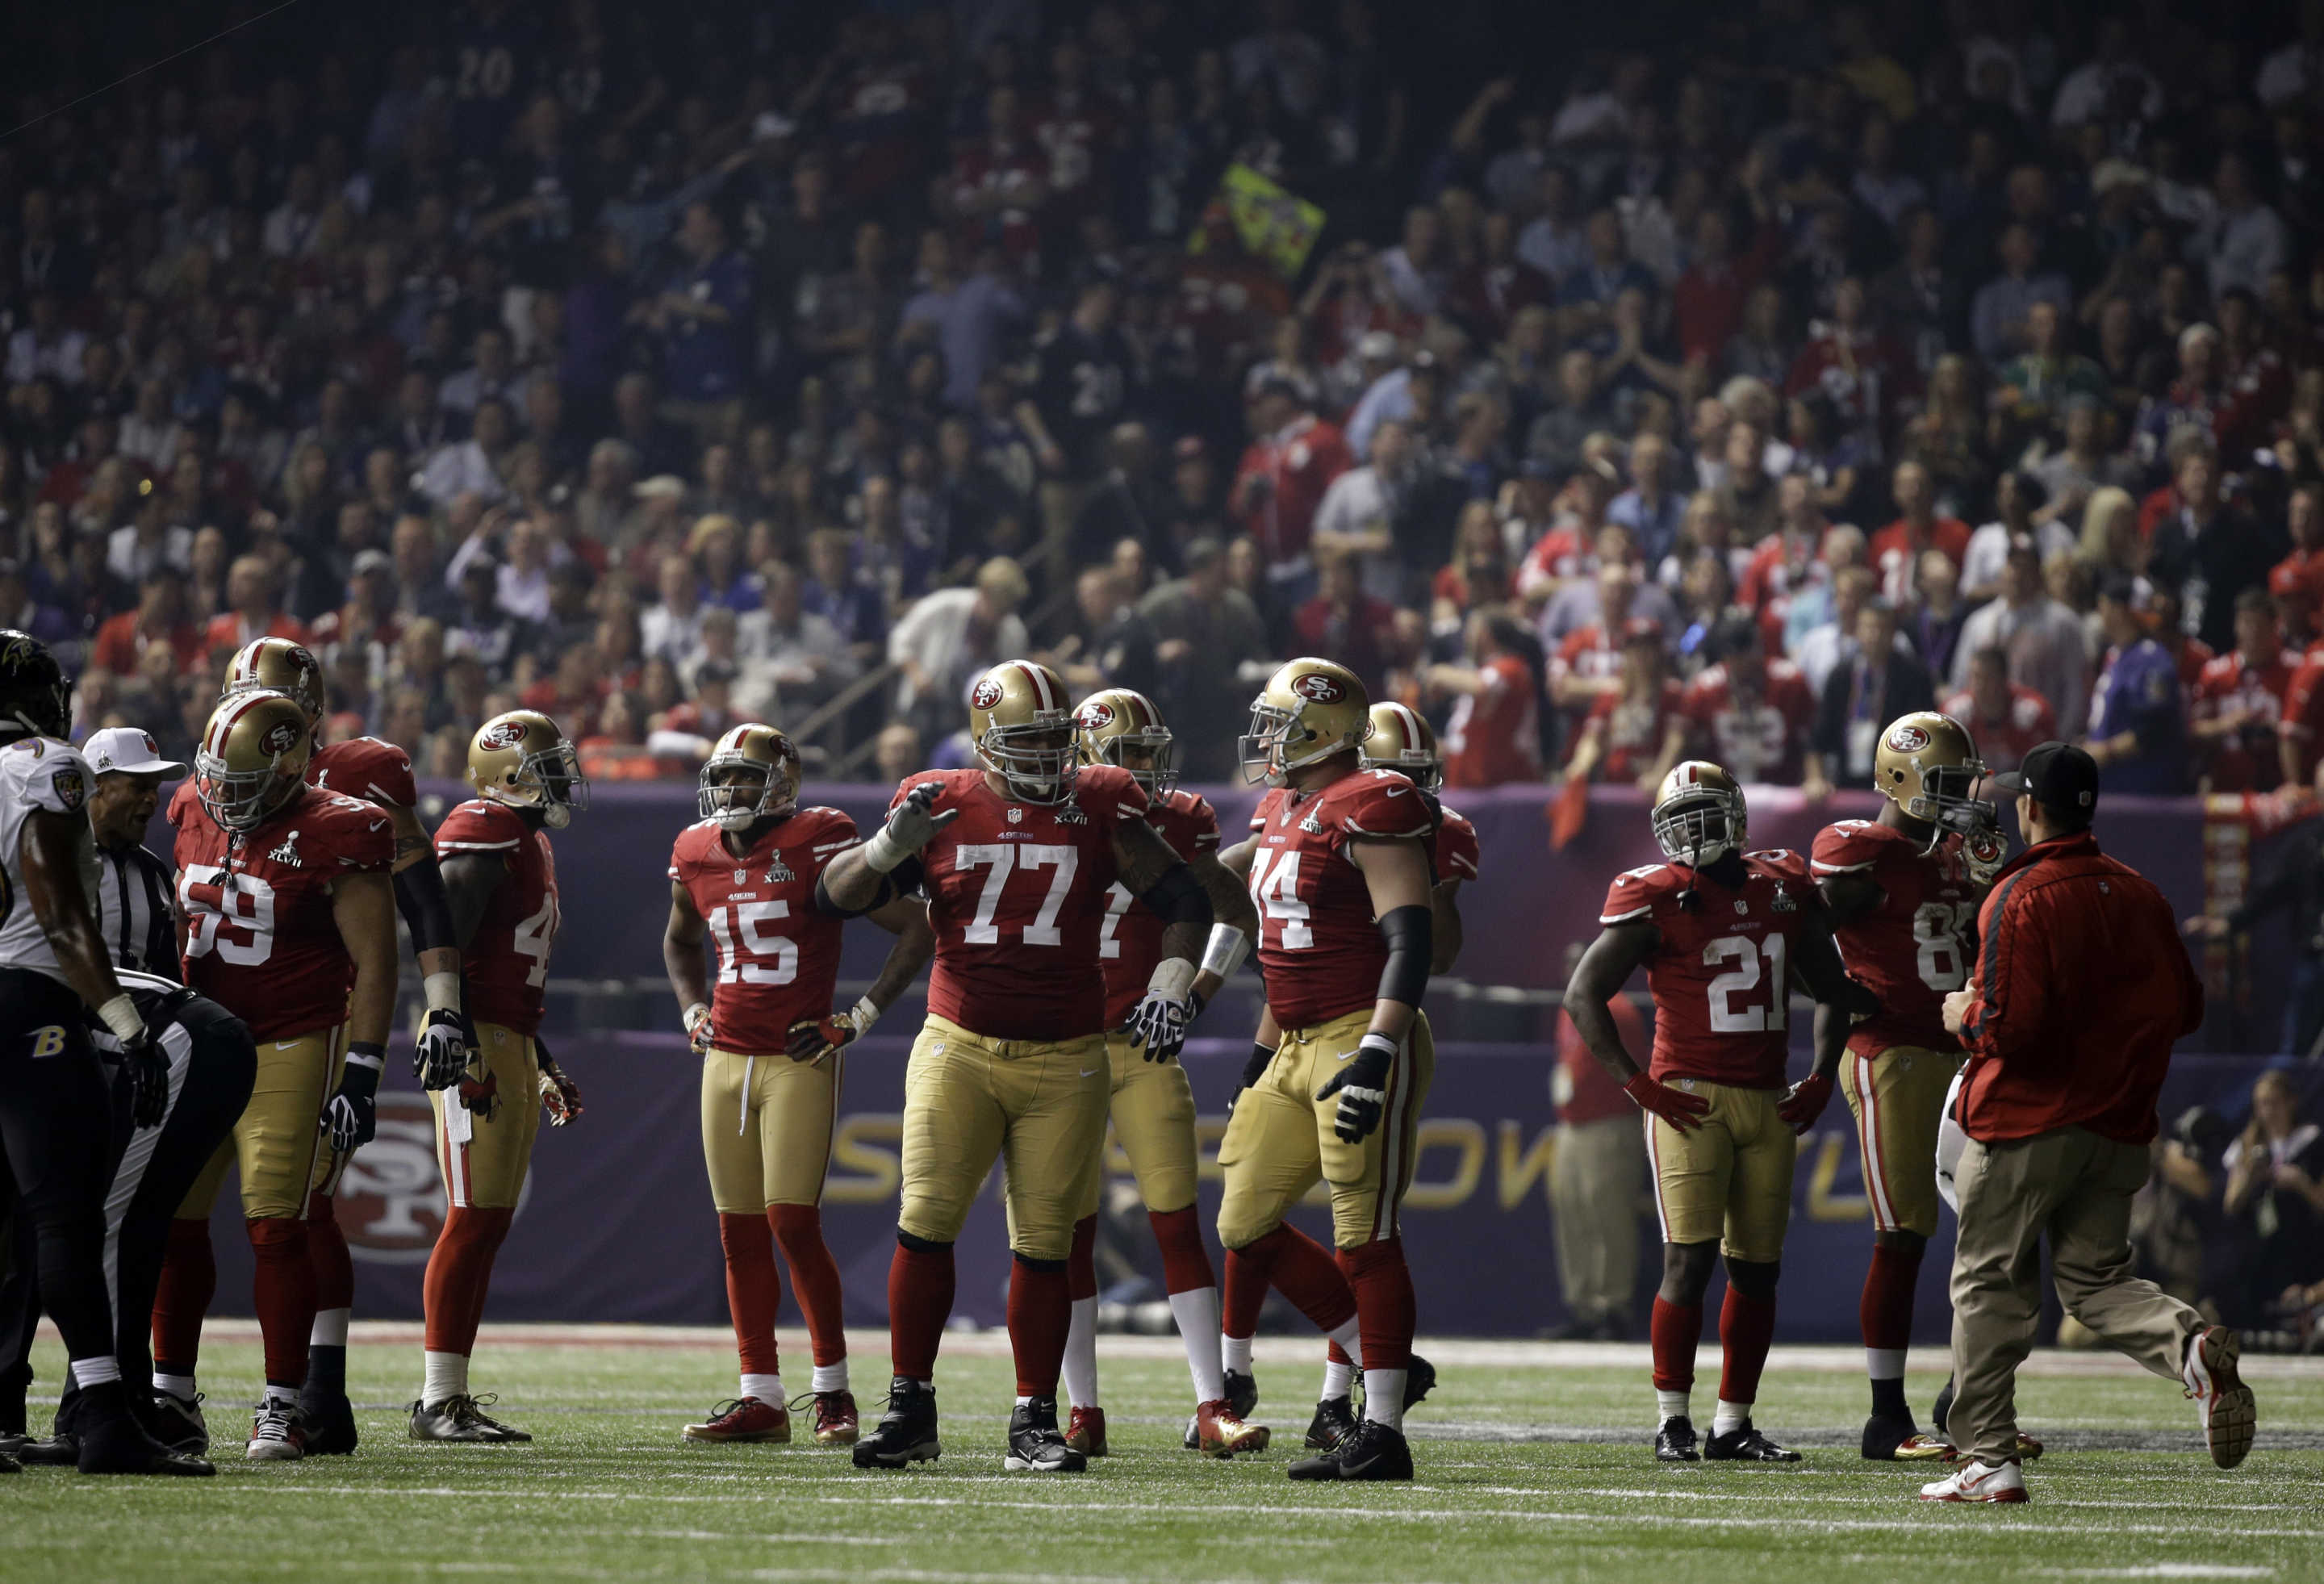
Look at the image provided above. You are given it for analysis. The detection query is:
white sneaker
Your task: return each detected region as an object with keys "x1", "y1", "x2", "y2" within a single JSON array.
[
  {"x1": 2181, "y1": 1326, "x2": 2256, "y2": 1470},
  {"x1": 1917, "y1": 1459, "x2": 2026, "y2": 1503},
  {"x1": 247, "y1": 1398, "x2": 306, "y2": 1461}
]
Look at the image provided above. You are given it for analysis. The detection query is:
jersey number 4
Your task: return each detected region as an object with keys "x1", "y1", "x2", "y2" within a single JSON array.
[
  {"x1": 1704, "y1": 932, "x2": 1788, "y2": 1033},
  {"x1": 1245, "y1": 849, "x2": 1313, "y2": 949}
]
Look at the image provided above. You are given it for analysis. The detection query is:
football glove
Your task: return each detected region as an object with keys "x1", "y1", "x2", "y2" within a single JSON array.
[
  {"x1": 1123, "y1": 989, "x2": 1198, "y2": 1064},
  {"x1": 864, "y1": 782, "x2": 959, "y2": 871},
  {"x1": 1228, "y1": 1040, "x2": 1275, "y2": 1116},
  {"x1": 122, "y1": 1026, "x2": 169, "y2": 1131},
  {"x1": 1315, "y1": 1031, "x2": 1397, "y2": 1144},
  {"x1": 788, "y1": 996, "x2": 880, "y2": 1062},
  {"x1": 684, "y1": 1001, "x2": 715, "y2": 1057},
  {"x1": 323, "y1": 1046, "x2": 385, "y2": 1151},
  {"x1": 1962, "y1": 825, "x2": 2008, "y2": 888},
  {"x1": 413, "y1": 1006, "x2": 471, "y2": 1091},
  {"x1": 536, "y1": 1036, "x2": 582, "y2": 1126},
  {"x1": 1623, "y1": 1072, "x2": 1710, "y2": 1134},
  {"x1": 1777, "y1": 1072, "x2": 1834, "y2": 1134}
]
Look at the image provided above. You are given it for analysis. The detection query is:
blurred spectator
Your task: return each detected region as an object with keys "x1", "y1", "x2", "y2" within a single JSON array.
[
  {"x1": 91, "y1": 563, "x2": 203, "y2": 678},
  {"x1": 2192, "y1": 588, "x2": 2294, "y2": 792},
  {"x1": 1140, "y1": 537, "x2": 1268, "y2": 778},
  {"x1": 1942, "y1": 645, "x2": 2058, "y2": 774},
  {"x1": 1804, "y1": 598, "x2": 1937, "y2": 800},
  {"x1": 888, "y1": 555, "x2": 1030, "y2": 739},
  {"x1": 2085, "y1": 577, "x2": 2190, "y2": 794},
  {"x1": 1953, "y1": 534, "x2": 2093, "y2": 738},
  {"x1": 1231, "y1": 374, "x2": 1352, "y2": 605},
  {"x1": 2151, "y1": 449, "x2": 2285, "y2": 654},
  {"x1": 1563, "y1": 618, "x2": 1682, "y2": 792},
  {"x1": 2220, "y1": 1073, "x2": 2324, "y2": 1323},
  {"x1": 1870, "y1": 460, "x2": 1971, "y2": 607},
  {"x1": 1682, "y1": 612, "x2": 1814, "y2": 785},
  {"x1": 204, "y1": 554, "x2": 308, "y2": 653},
  {"x1": 1432, "y1": 611, "x2": 1548, "y2": 789}
]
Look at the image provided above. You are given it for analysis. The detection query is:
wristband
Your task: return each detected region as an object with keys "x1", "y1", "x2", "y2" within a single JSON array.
[
  {"x1": 96, "y1": 993, "x2": 145, "y2": 1044},
  {"x1": 1146, "y1": 956, "x2": 1197, "y2": 1001},
  {"x1": 863, "y1": 825, "x2": 912, "y2": 874},
  {"x1": 846, "y1": 995, "x2": 880, "y2": 1036},
  {"x1": 423, "y1": 972, "x2": 463, "y2": 1014},
  {"x1": 1356, "y1": 1031, "x2": 1399, "y2": 1064},
  {"x1": 1199, "y1": 923, "x2": 1249, "y2": 980},
  {"x1": 345, "y1": 1043, "x2": 388, "y2": 1072}
]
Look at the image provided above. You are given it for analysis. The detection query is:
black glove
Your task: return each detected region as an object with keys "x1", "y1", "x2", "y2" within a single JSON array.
[
  {"x1": 323, "y1": 1045, "x2": 385, "y2": 1151},
  {"x1": 1229, "y1": 1040, "x2": 1276, "y2": 1116},
  {"x1": 123, "y1": 1026, "x2": 169, "y2": 1130},
  {"x1": 413, "y1": 1005, "x2": 471, "y2": 1091},
  {"x1": 1315, "y1": 1031, "x2": 1397, "y2": 1144}
]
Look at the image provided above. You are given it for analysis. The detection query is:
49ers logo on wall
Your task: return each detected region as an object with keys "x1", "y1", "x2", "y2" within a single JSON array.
[
  {"x1": 1076, "y1": 700, "x2": 1116, "y2": 730},
  {"x1": 334, "y1": 1092, "x2": 530, "y2": 1264},
  {"x1": 1885, "y1": 723, "x2": 1931, "y2": 753},
  {"x1": 1291, "y1": 672, "x2": 1345, "y2": 704},
  {"x1": 479, "y1": 719, "x2": 529, "y2": 750},
  {"x1": 970, "y1": 678, "x2": 1005, "y2": 710}
]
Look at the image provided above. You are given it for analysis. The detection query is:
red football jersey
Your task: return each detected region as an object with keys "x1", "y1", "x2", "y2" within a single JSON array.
[
  {"x1": 308, "y1": 735, "x2": 417, "y2": 809},
  {"x1": 1247, "y1": 767, "x2": 1436, "y2": 1030},
  {"x1": 1679, "y1": 660, "x2": 1815, "y2": 784},
  {"x1": 1097, "y1": 789, "x2": 1220, "y2": 1026},
  {"x1": 1435, "y1": 803, "x2": 1481, "y2": 884},
  {"x1": 2192, "y1": 649, "x2": 2293, "y2": 792},
  {"x1": 1939, "y1": 685, "x2": 2055, "y2": 774},
  {"x1": 1578, "y1": 679, "x2": 1684, "y2": 783},
  {"x1": 172, "y1": 784, "x2": 395, "y2": 1041},
  {"x1": 1809, "y1": 818, "x2": 1977, "y2": 1058},
  {"x1": 903, "y1": 765, "x2": 1148, "y2": 1041},
  {"x1": 435, "y1": 799, "x2": 558, "y2": 1036},
  {"x1": 667, "y1": 807, "x2": 858, "y2": 1057},
  {"x1": 1597, "y1": 849, "x2": 1816, "y2": 1090}
]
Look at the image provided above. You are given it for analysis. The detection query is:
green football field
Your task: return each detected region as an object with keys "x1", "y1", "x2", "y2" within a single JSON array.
[{"x1": 7, "y1": 1323, "x2": 2322, "y2": 1583}]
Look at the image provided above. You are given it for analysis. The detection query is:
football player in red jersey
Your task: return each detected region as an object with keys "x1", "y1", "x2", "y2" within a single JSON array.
[
  {"x1": 821, "y1": 660, "x2": 1216, "y2": 1474},
  {"x1": 1208, "y1": 659, "x2": 1442, "y2": 1483},
  {"x1": 1811, "y1": 713, "x2": 2029, "y2": 1463},
  {"x1": 665, "y1": 724, "x2": 936, "y2": 1450},
  {"x1": 154, "y1": 637, "x2": 474, "y2": 1453},
  {"x1": 408, "y1": 711, "x2": 590, "y2": 1443},
  {"x1": 1565, "y1": 761, "x2": 1874, "y2": 1464},
  {"x1": 165, "y1": 691, "x2": 399, "y2": 1460},
  {"x1": 1056, "y1": 688, "x2": 1269, "y2": 1459}
]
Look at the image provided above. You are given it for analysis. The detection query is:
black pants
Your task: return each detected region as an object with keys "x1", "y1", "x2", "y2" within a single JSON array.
[{"x1": 0, "y1": 985, "x2": 255, "y2": 1431}]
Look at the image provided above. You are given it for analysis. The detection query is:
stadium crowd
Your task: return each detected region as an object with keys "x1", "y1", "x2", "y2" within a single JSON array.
[{"x1": 3, "y1": 0, "x2": 2324, "y2": 792}]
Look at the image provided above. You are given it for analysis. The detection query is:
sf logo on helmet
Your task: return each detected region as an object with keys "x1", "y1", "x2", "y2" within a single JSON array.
[
  {"x1": 480, "y1": 719, "x2": 528, "y2": 750},
  {"x1": 1076, "y1": 700, "x2": 1115, "y2": 730},
  {"x1": 260, "y1": 721, "x2": 302, "y2": 755},
  {"x1": 971, "y1": 678, "x2": 1004, "y2": 710},
  {"x1": 1291, "y1": 672, "x2": 1345, "y2": 704},
  {"x1": 1886, "y1": 723, "x2": 1931, "y2": 753}
]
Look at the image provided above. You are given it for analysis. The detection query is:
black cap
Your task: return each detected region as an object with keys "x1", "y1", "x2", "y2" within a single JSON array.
[{"x1": 1992, "y1": 740, "x2": 2098, "y2": 817}]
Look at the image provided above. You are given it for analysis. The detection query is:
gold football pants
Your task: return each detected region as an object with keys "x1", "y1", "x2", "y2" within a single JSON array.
[
  {"x1": 431, "y1": 1022, "x2": 544, "y2": 1211},
  {"x1": 1645, "y1": 1078, "x2": 1795, "y2": 1263},
  {"x1": 1841, "y1": 1044, "x2": 1963, "y2": 1239},
  {"x1": 699, "y1": 1043, "x2": 843, "y2": 1213},
  {"x1": 178, "y1": 1026, "x2": 344, "y2": 1221}
]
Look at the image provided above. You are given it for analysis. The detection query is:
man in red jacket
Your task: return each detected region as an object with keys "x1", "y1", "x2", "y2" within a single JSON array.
[{"x1": 1924, "y1": 742, "x2": 2252, "y2": 1504}]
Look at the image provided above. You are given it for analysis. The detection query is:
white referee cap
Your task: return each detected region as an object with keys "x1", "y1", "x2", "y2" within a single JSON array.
[{"x1": 82, "y1": 727, "x2": 188, "y2": 779}]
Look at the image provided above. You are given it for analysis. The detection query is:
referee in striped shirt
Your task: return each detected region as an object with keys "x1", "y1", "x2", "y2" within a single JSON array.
[{"x1": 0, "y1": 729, "x2": 255, "y2": 1462}]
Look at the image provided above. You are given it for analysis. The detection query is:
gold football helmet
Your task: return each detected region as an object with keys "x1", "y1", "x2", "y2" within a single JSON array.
[
  {"x1": 1075, "y1": 688, "x2": 1175, "y2": 796},
  {"x1": 1873, "y1": 711, "x2": 1994, "y2": 835},
  {"x1": 1239, "y1": 658, "x2": 1369, "y2": 787},
  {"x1": 1650, "y1": 760, "x2": 1748, "y2": 868},
  {"x1": 968, "y1": 660, "x2": 1078, "y2": 805},
  {"x1": 222, "y1": 637, "x2": 324, "y2": 724},
  {"x1": 1358, "y1": 701, "x2": 1441, "y2": 793},
  {"x1": 195, "y1": 690, "x2": 312, "y2": 831},
  {"x1": 697, "y1": 723, "x2": 801, "y2": 829},
  {"x1": 467, "y1": 709, "x2": 589, "y2": 829}
]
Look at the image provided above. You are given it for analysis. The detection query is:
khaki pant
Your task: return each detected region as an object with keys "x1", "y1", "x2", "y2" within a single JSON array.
[
  {"x1": 700, "y1": 1044, "x2": 843, "y2": 1213},
  {"x1": 1552, "y1": 1115, "x2": 1647, "y2": 1326},
  {"x1": 1949, "y1": 1126, "x2": 2205, "y2": 1465},
  {"x1": 1072, "y1": 1030, "x2": 1202, "y2": 1220},
  {"x1": 179, "y1": 1026, "x2": 344, "y2": 1220},
  {"x1": 432, "y1": 1022, "x2": 542, "y2": 1211},
  {"x1": 1644, "y1": 1080, "x2": 1794, "y2": 1263},
  {"x1": 1841, "y1": 1045, "x2": 1963, "y2": 1239},
  {"x1": 898, "y1": 1014, "x2": 1109, "y2": 1262},
  {"x1": 1216, "y1": 1009, "x2": 1435, "y2": 1251}
]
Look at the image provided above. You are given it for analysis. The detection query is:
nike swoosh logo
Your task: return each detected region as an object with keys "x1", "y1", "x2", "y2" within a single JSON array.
[
  {"x1": 1080, "y1": 1067, "x2": 1101, "y2": 1077},
  {"x1": 1336, "y1": 1050, "x2": 1356, "y2": 1061}
]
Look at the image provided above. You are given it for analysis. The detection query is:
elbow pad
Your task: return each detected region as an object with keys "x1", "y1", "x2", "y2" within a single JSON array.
[
  {"x1": 1137, "y1": 862, "x2": 1212, "y2": 927},
  {"x1": 815, "y1": 870, "x2": 895, "y2": 919},
  {"x1": 394, "y1": 857, "x2": 458, "y2": 957},
  {"x1": 1374, "y1": 904, "x2": 1433, "y2": 1008}
]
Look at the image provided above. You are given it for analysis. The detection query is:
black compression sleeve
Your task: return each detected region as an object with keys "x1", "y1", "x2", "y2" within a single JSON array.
[
  {"x1": 814, "y1": 870, "x2": 895, "y2": 918},
  {"x1": 1136, "y1": 861, "x2": 1211, "y2": 926},
  {"x1": 394, "y1": 856, "x2": 458, "y2": 956},
  {"x1": 1375, "y1": 904, "x2": 1433, "y2": 1007}
]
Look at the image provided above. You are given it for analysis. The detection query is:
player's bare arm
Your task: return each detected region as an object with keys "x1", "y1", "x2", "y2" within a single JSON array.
[
  {"x1": 663, "y1": 880, "x2": 715, "y2": 1052},
  {"x1": 1430, "y1": 876, "x2": 1465, "y2": 975},
  {"x1": 1781, "y1": 896, "x2": 1875, "y2": 1134},
  {"x1": 824, "y1": 782, "x2": 955, "y2": 912},
  {"x1": 1187, "y1": 847, "x2": 1256, "y2": 1004},
  {"x1": 786, "y1": 893, "x2": 937, "y2": 1062},
  {"x1": 21, "y1": 805, "x2": 163, "y2": 1122},
  {"x1": 1111, "y1": 813, "x2": 1210, "y2": 968},
  {"x1": 1216, "y1": 834, "x2": 1257, "y2": 879},
  {"x1": 1565, "y1": 920, "x2": 1710, "y2": 1135},
  {"x1": 319, "y1": 867, "x2": 399, "y2": 1152}
]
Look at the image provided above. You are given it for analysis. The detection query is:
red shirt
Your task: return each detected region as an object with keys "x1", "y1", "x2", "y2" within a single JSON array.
[
  {"x1": 1246, "y1": 768, "x2": 1436, "y2": 1029},
  {"x1": 1233, "y1": 414, "x2": 1352, "y2": 570},
  {"x1": 2192, "y1": 648, "x2": 2293, "y2": 792},
  {"x1": 1444, "y1": 653, "x2": 1544, "y2": 788},
  {"x1": 667, "y1": 807, "x2": 858, "y2": 1056},
  {"x1": 1556, "y1": 995, "x2": 1645, "y2": 1125},
  {"x1": 1098, "y1": 789, "x2": 1219, "y2": 1027},
  {"x1": 90, "y1": 612, "x2": 205, "y2": 678},
  {"x1": 1810, "y1": 819, "x2": 1977, "y2": 1058},
  {"x1": 1578, "y1": 679, "x2": 1684, "y2": 783},
  {"x1": 1868, "y1": 516, "x2": 1971, "y2": 604},
  {"x1": 171, "y1": 784, "x2": 395, "y2": 1041},
  {"x1": 902, "y1": 765, "x2": 1147, "y2": 1042},
  {"x1": 204, "y1": 611, "x2": 311, "y2": 653},
  {"x1": 1599, "y1": 850, "x2": 1816, "y2": 1090},
  {"x1": 1737, "y1": 529, "x2": 1827, "y2": 612},
  {"x1": 1516, "y1": 526, "x2": 1593, "y2": 600},
  {"x1": 1551, "y1": 626, "x2": 1621, "y2": 696},
  {"x1": 1680, "y1": 659, "x2": 1816, "y2": 784},
  {"x1": 1939, "y1": 685, "x2": 2054, "y2": 774},
  {"x1": 435, "y1": 799, "x2": 558, "y2": 1036}
]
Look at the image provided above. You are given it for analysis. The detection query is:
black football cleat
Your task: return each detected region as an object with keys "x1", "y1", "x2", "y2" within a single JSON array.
[
  {"x1": 411, "y1": 1394, "x2": 533, "y2": 1443},
  {"x1": 146, "y1": 1390, "x2": 209, "y2": 1456},
  {"x1": 1287, "y1": 1417, "x2": 1412, "y2": 1481},
  {"x1": 1703, "y1": 1421, "x2": 1802, "y2": 1462},
  {"x1": 16, "y1": 1431, "x2": 76, "y2": 1465},
  {"x1": 1862, "y1": 1414, "x2": 1954, "y2": 1461},
  {"x1": 1654, "y1": 1415, "x2": 1701, "y2": 1462},
  {"x1": 76, "y1": 1409, "x2": 215, "y2": 1476},
  {"x1": 299, "y1": 1390, "x2": 359, "y2": 1456},
  {"x1": 1225, "y1": 1368, "x2": 1258, "y2": 1420},
  {"x1": 0, "y1": 1448, "x2": 17, "y2": 1473},
  {"x1": 851, "y1": 1377, "x2": 940, "y2": 1469},
  {"x1": 1304, "y1": 1394, "x2": 1356, "y2": 1450},
  {"x1": 1002, "y1": 1396, "x2": 1086, "y2": 1473},
  {"x1": 1355, "y1": 1353, "x2": 1439, "y2": 1415}
]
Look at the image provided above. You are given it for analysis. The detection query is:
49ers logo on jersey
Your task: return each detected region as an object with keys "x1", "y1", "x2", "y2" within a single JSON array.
[
  {"x1": 479, "y1": 719, "x2": 528, "y2": 750},
  {"x1": 260, "y1": 720, "x2": 302, "y2": 756},
  {"x1": 1886, "y1": 723, "x2": 1931, "y2": 753},
  {"x1": 1076, "y1": 700, "x2": 1116, "y2": 730},
  {"x1": 1291, "y1": 672, "x2": 1345, "y2": 704},
  {"x1": 971, "y1": 678, "x2": 1005, "y2": 710}
]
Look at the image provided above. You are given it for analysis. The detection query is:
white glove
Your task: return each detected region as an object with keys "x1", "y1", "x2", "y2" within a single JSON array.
[{"x1": 864, "y1": 783, "x2": 959, "y2": 872}]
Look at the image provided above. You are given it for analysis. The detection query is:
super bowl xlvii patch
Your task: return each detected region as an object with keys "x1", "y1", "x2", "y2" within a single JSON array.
[
  {"x1": 269, "y1": 830, "x2": 303, "y2": 867},
  {"x1": 49, "y1": 767, "x2": 82, "y2": 810},
  {"x1": 1770, "y1": 881, "x2": 1799, "y2": 913},
  {"x1": 764, "y1": 858, "x2": 796, "y2": 883}
]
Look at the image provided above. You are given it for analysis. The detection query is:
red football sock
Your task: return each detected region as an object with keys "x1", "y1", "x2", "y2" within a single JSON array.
[
  {"x1": 151, "y1": 1218, "x2": 216, "y2": 1376},
  {"x1": 769, "y1": 1205, "x2": 846, "y2": 1368},
  {"x1": 1067, "y1": 1214, "x2": 1098, "y2": 1302},
  {"x1": 1337, "y1": 1238, "x2": 1416, "y2": 1373},
  {"x1": 1239, "y1": 1222, "x2": 1358, "y2": 1333},
  {"x1": 422, "y1": 1207, "x2": 514, "y2": 1357},
  {"x1": 1146, "y1": 1206, "x2": 1214, "y2": 1295},
  {"x1": 248, "y1": 1216, "x2": 316, "y2": 1387},
  {"x1": 716, "y1": 1213, "x2": 783, "y2": 1376},
  {"x1": 1650, "y1": 1296, "x2": 1701, "y2": 1394},
  {"x1": 1222, "y1": 1243, "x2": 1274, "y2": 1340},
  {"x1": 1007, "y1": 1260, "x2": 1071, "y2": 1398},
  {"x1": 1718, "y1": 1286, "x2": 1778, "y2": 1406},
  {"x1": 305, "y1": 1188, "x2": 353, "y2": 1314},
  {"x1": 1860, "y1": 1244, "x2": 1921, "y2": 1354},
  {"x1": 887, "y1": 1243, "x2": 955, "y2": 1382}
]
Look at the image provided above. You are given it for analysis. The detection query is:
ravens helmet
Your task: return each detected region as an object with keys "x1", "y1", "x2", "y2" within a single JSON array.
[{"x1": 0, "y1": 630, "x2": 70, "y2": 741}]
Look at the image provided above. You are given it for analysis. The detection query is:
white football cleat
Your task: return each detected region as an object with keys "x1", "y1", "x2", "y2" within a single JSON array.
[
  {"x1": 2181, "y1": 1326, "x2": 2256, "y2": 1470},
  {"x1": 1918, "y1": 1459, "x2": 2026, "y2": 1503}
]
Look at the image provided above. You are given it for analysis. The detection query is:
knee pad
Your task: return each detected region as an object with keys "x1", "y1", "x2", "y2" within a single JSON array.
[
  {"x1": 1723, "y1": 1256, "x2": 1781, "y2": 1304},
  {"x1": 897, "y1": 1230, "x2": 953, "y2": 1255},
  {"x1": 1012, "y1": 1251, "x2": 1067, "y2": 1274}
]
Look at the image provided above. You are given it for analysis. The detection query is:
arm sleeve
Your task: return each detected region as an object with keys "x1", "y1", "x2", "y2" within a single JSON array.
[{"x1": 394, "y1": 856, "x2": 458, "y2": 955}]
